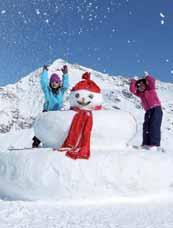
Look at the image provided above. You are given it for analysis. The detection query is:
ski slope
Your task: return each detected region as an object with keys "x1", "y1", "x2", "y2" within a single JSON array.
[{"x1": 0, "y1": 198, "x2": 173, "y2": 228}]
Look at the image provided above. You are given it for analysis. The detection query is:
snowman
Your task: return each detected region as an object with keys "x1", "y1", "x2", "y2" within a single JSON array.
[
  {"x1": 58, "y1": 72, "x2": 103, "y2": 159},
  {"x1": 34, "y1": 72, "x2": 136, "y2": 159}
]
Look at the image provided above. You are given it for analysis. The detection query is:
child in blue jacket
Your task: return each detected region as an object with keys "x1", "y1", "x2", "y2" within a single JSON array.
[
  {"x1": 32, "y1": 64, "x2": 69, "y2": 147},
  {"x1": 40, "y1": 65, "x2": 69, "y2": 111}
]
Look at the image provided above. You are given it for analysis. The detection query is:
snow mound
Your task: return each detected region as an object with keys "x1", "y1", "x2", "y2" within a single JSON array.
[
  {"x1": 34, "y1": 110, "x2": 136, "y2": 149},
  {"x1": 0, "y1": 109, "x2": 172, "y2": 202},
  {"x1": 0, "y1": 148, "x2": 173, "y2": 201}
]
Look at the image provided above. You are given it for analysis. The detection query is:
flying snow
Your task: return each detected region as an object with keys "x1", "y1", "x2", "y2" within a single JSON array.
[
  {"x1": 1, "y1": 10, "x2": 6, "y2": 15},
  {"x1": 160, "y1": 12, "x2": 165, "y2": 18},
  {"x1": 35, "y1": 9, "x2": 40, "y2": 15},
  {"x1": 160, "y1": 12, "x2": 166, "y2": 25}
]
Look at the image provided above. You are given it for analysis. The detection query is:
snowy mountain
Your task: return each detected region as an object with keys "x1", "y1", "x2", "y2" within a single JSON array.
[
  {"x1": 0, "y1": 69, "x2": 42, "y2": 133},
  {"x1": 0, "y1": 58, "x2": 173, "y2": 148}
]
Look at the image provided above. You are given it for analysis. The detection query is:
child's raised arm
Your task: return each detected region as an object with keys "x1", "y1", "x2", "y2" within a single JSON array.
[
  {"x1": 129, "y1": 79, "x2": 142, "y2": 97},
  {"x1": 61, "y1": 65, "x2": 69, "y2": 91},
  {"x1": 40, "y1": 65, "x2": 49, "y2": 94},
  {"x1": 145, "y1": 74, "x2": 156, "y2": 90}
]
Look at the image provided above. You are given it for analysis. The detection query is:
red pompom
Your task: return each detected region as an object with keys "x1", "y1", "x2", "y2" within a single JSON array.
[{"x1": 82, "y1": 72, "x2": 91, "y2": 80}]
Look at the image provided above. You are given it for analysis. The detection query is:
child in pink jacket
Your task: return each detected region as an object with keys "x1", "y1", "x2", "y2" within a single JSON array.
[{"x1": 130, "y1": 73, "x2": 163, "y2": 149}]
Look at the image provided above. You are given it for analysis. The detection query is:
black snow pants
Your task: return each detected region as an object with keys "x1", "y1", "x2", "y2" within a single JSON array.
[{"x1": 142, "y1": 106, "x2": 163, "y2": 146}]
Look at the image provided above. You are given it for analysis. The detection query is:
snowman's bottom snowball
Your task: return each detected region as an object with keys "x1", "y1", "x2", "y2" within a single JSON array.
[{"x1": 34, "y1": 110, "x2": 137, "y2": 149}]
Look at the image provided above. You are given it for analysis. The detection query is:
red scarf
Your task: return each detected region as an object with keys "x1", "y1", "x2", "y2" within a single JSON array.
[{"x1": 60, "y1": 109, "x2": 93, "y2": 160}]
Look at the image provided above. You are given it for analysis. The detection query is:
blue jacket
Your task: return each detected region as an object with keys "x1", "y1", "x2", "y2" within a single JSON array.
[{"x1": 40, "y1": 70, "x2": 69, "y2": 111}]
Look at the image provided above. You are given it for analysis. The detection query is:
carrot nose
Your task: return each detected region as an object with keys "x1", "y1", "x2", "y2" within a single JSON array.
[{"x1": 81, "y1": 97, "x2": 85, "y2": 103}]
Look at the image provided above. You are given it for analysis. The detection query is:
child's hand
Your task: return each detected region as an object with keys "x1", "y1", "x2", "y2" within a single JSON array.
[
  {"x1": 61, "y1": 65, "x2": 68, "y2": 74},
  {"x1": 43, "y1": 65, "x2": 49, "y2": 71},
  {"x1": 134, "y1": 76, "x2": 138, "y2": 80},
  {"x1": 144, "y1": 71, "x2": 149, "y2": 77}
]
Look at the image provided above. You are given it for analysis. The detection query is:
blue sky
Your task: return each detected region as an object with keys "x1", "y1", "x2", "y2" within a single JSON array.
[{"x1": 0, "y1": 0, "x2": 173, "y2": 86}]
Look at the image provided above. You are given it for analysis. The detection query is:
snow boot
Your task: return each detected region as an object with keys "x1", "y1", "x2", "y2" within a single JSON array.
[{"x1": 32, "y1": 136, "x2": 41, "y2": 148}]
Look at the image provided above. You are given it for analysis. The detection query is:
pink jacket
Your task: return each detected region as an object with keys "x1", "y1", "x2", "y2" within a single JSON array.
[{"x1": 130, "y1": 75, "x2": 161, "y2": 111}]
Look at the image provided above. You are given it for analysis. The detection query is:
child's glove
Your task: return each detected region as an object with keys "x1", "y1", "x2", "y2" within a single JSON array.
[
  {"x1": 43, "y1": 65, "x2": 49, "y2": 71},
  {"x1": 61, "y1": 65, "x2": 68, "y2": 74},
  {"x1": 144, "y1": 71, "x2": 149, "y2": 77},
  {"x1": 134, "y1": 76, "x2": 139, "y2": 80}
]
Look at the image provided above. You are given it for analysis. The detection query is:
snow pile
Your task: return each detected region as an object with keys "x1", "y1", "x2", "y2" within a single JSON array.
[
  {"x1": 0, "y1": 146, "x2": 173, "y2": 201},
  {"x1": 0, "y1": 110, "x2": 172, "y2": 201}
]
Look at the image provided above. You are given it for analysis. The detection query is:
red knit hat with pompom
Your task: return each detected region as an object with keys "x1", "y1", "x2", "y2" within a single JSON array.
[{"x1": 71, "y1": 72, "x2": 101, "y2": 93}]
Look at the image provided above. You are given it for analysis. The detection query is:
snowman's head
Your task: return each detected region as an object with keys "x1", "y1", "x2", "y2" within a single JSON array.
[{"x1": 70, "y1": 72, "x2": 103, "y2": 110}]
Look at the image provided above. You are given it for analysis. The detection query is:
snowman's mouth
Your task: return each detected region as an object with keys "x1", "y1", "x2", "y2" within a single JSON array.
[{"x1": 77, "y1": 101, "x2": 91, "y2": 106}]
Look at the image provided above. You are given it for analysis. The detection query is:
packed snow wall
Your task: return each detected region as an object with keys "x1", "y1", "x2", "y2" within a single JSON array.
[
  {"x1": 1, "y1": 110, "x2": 172, "y2": 201},
  {"x1": 0, "y1": 148, "x2": 172, "y2": 201}
]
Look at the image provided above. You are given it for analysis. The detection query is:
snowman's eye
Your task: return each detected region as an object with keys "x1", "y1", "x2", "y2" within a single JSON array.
[
  {"x1": 75, "y1": 93, "x2": 80, "y2": 98},
  {"x1": 89, "y1": 94, "x2": 94, "y2": 99}
]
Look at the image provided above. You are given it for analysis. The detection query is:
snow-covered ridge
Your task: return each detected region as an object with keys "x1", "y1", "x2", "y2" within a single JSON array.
[{"x1": 0, "y1": 69, "x2": 43, "y2": 133}]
